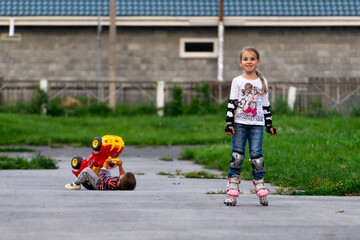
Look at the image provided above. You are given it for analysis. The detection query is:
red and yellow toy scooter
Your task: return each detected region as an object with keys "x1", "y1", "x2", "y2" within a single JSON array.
[{"x1": 70, "y1": 135, "x2": 124, "y2": 189}]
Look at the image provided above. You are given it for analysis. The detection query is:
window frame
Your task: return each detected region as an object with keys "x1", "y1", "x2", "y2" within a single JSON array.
[{"x1": 179, "y1": 38, "x2": 218, "y2": 58}]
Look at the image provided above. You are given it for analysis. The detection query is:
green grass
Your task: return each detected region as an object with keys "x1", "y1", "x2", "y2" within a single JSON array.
[
  {"x1": 0, "y1": 113, "x2": 359, "y2": 195},
  {"x1": 0, "y1": 152, "x2": 58, "y2": 170},
  {"x1": 0, "y1": 113, "x2": 225, "y2": 146},
  {"x1": 181, "y1": 115, "x2": 360, "y2": 196}
]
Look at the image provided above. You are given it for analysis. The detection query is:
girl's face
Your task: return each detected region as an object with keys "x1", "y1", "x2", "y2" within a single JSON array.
[{"x1": 239, "y1": 50, "x2": 260, "y2": 74}]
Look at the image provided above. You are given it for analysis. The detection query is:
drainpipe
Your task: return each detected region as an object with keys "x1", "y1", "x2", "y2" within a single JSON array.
[
  {"x1": 217, "y1": 0, "x2": 224, "y2": 102},
  {"x1": 108, "y1": 0, "x2": 117, "y2": 108},
  {"x1": 9, "y1": 18, "x2": 15, "y2": 36},
  {"x1": 97, "y1": 16, "x2": 104, "y2": 102}
]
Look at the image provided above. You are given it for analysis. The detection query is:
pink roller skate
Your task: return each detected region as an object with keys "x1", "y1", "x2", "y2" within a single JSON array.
[
  {"x1": 253, "y1": 179, "x2": 269, "y2": 206},
  {"x1": 224, "y1": 175, "x2": 240, "y2": 206}
]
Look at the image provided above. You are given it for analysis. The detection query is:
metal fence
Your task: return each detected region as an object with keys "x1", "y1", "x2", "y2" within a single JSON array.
[
  {"x1": 269, "y1": 78, "x2": 360, "y2": 112},
  {"x1": 1, "y1": 78, "x2": 359, "y2": 112}
]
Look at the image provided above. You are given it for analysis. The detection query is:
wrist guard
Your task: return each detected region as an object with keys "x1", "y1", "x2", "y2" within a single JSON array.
[
  {"x1": 265, "y1": 126, "x2": 277, "y2": 135},
  {"x1": 224, "y1": 123, "x2": 234, "y2": 133}
]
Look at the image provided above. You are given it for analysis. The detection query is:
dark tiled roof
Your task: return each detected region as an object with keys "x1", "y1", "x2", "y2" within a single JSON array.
[{"x1": 1, "y1": 0, "x2": 359, "y2": 17}]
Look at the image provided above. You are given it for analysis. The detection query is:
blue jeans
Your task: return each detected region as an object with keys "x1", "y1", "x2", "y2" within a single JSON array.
[{"x1": 227, "y1": 123, "x2": 265, "y2": 180}]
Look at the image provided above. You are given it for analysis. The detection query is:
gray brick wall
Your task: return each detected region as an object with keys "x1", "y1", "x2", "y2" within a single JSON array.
[
  {"x1": 224, "y1": 27, "x2": 360, "y2": 83},
  {"x1": 1, "y1": 26, "x2": 360, "y2": 84}
]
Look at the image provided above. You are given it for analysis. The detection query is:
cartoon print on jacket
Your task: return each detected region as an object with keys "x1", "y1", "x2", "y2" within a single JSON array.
[{"x1": 238, "y1": 83, "x2": 261, "y2": 116}]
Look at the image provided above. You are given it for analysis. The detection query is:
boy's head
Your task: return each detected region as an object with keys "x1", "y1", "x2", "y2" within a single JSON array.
[{"x1": 118, "y1": 172, "x2": 136, "y2": 190}]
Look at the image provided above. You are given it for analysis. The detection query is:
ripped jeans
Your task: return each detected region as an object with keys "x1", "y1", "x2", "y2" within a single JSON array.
[{"x1": 227, "y1": 123, "x2": 265, "y2": 180}]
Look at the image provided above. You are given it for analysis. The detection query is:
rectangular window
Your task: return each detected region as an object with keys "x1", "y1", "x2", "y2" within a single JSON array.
[{"x1": 180, "y1": 38, "x2": 218, "y2": 58}]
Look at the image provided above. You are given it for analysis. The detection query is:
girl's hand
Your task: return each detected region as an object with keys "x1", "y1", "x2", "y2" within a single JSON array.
[
  {"x1": 266, "y1": 126, "x2": 277, "y2": 136},
  {"x1": 225, "y1": 126, "x2": 235, "y2": 136},
  {"x1": 269, "y1": 127, "x2": 278, "y2": 136}
]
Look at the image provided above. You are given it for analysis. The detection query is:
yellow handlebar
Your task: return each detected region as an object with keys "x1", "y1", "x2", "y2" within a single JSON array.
[
  {"x1": 92, "y1": 158, "x2": 120, "y2": 175},
  {"x1": 108, "y1": 158, "x2": 120, "y2": 169}
]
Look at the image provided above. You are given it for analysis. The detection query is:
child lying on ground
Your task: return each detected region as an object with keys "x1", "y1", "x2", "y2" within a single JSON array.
[{"x1": 65, "y1": 157, "x2": 136, "y2": 190}]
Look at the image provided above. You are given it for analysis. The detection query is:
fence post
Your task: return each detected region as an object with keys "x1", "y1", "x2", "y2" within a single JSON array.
[
  {"x1": 288, "y1": 86, "x2": 297, "y2": 111},
  {"x1": 40, "y1": 79, "x2": 48, "y2": 115},
  {"x1": 157, "y1": 80, "x2": 165, "y2": 117}
]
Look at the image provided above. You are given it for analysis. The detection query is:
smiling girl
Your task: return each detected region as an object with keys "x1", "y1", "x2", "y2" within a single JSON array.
[{"x1": 224, "y1": 47, "x2": 277, "y2": 206}]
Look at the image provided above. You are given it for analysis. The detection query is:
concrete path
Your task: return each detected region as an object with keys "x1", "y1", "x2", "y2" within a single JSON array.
[{"x1": 1, "y1": 146, "x2": 360, "y2": 240}]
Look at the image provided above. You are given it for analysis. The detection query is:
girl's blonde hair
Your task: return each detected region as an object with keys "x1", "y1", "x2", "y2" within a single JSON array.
[{"x1": 240, "y1": 47, "x2": 267, "y2": 95}]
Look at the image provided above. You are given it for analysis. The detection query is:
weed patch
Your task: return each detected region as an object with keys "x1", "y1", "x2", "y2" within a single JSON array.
[
  {"x1": 206, "y1": 190, "x2": 227, "y2": 194},
  {"x1": 157, "y1": 169, "x2": 223, "y2": 179},
  {"x1": 183, "y1": 170, "x2": 224, "y2": 179},
  {"x1": 0, "y1": 153, "x2": 58, "y2": 170},
  {"x1": 157, "y1": 171, "x2": 176, "y2": 178}
]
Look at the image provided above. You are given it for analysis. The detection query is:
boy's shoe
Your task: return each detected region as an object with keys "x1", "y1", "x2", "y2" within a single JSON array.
[{"x1": 65, "y1": 182, "x2": 81, "y2": 190}]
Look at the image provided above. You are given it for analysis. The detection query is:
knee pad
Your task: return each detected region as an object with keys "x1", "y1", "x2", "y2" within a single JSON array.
[
  {"x1": 230, "y1": 152, "x2": 245, "y2": 170},
  {"x1": 250, "y1": 156, "x2": 265, "y2": 173}
]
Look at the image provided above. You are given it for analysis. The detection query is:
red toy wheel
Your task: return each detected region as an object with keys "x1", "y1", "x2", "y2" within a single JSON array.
[
  {"x1": 71, "y1": 156, "x2": 83, "y2": 170},
  {"x1": 92, "y1": 137, "x2": 102, "y2": 152}
]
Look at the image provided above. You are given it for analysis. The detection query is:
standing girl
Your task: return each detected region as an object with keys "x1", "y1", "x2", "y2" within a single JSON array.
[{"x1": 224, "y1": 47, "x2": 277, "y2": 206}]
